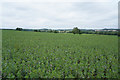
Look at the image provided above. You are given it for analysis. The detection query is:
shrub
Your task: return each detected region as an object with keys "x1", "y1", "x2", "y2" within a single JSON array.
[
  {"x1": 72, "y1": 27, "x2": 82, "y2": 34},
  {"x1": 16, "y1": 27, "x2": 23, "y2": 31}
]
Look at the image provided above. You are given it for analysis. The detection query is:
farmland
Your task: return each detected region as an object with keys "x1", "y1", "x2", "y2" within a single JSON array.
[{"x1": 2, "y1": 30, "x2": 119, "y2": 78}]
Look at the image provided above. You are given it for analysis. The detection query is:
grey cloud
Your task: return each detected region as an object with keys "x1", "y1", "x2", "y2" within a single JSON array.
[{"x1": 1, "y1": 2, "x2": 118, "y2": 29}]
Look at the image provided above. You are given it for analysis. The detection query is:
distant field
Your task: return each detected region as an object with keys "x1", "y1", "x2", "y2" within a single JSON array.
[{"x1": 2, "y1": 30, "x2": 118, "y2": 78}]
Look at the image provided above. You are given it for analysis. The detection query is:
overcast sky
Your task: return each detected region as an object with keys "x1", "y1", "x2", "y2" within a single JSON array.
[{"x1": 1, "y1": 0, "x2": 119, "y2": 29}]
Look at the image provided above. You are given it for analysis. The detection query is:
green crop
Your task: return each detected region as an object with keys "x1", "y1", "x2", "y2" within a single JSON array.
[{"x1": 2, "y1": 30, "x2": 119, "y2": 78}]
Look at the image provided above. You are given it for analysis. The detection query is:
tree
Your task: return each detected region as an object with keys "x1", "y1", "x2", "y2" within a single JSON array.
[
  {"x1": 53, "y1": 30, "x2": 58, "y2": 33},
  {"x1": 16, "y1": 27, "x2": 23, "y2": 31},
  {"x1": 118, "y1": 31, "x2": 120, "y2": 36},
  {"x1": 38, "y1": 30, "x2": 41, "y2": 32},
  {"x1": 34, "y1": 30, "x2": 38, "y2": 32},
  {"x1": 72, "y1": 27, "x2": 82, "y2": 34}
]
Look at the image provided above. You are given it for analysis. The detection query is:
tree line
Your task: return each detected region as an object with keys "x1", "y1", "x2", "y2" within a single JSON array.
[
  {"x1": 16, "y1": 27, "x2": 119, "y2": 36},
  {"x1": 82, "y1": 30, "x2": 118, "y2": 35}
]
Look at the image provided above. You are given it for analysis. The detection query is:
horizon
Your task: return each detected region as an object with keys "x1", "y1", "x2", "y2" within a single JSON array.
[{"x1": 0, "y1": 27, "x2": 118, "y2": 30}]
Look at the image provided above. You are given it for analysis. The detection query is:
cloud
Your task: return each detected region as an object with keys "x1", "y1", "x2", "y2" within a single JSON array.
[
  {"x1": 1, "y1": 0, "x2": 119, "y2": 2},
  {"x1": 1, "y1": 1, "x2": 118, "y2": 29}
]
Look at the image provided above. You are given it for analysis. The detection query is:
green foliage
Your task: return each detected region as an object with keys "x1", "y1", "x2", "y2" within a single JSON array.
[
  {"x1": 83, "y1": 30, "x2": 118, "y2": 35},
  {"x1": 118, "y1": 31, "x2": 120, "y2": 36},
  {"x1": 16, "y1": 27, "x2": 23, "y2": 31},
  {"x1": 2, "y1": 30, "x2": 118, "y2": 78},
  {"x1": 72, "y1": 27, "x2": 82, "y2": 34},
  {"x1": 53, "y1": 30, "x2": 58, "y2": 33},
  {"x1": 34, "y1": 30, "x2": 38, "y2": 32}
]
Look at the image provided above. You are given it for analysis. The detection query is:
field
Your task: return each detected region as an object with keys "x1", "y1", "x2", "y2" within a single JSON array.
[{"x1": 2, "y1": 30, "x2": 119, "y2": 78}]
